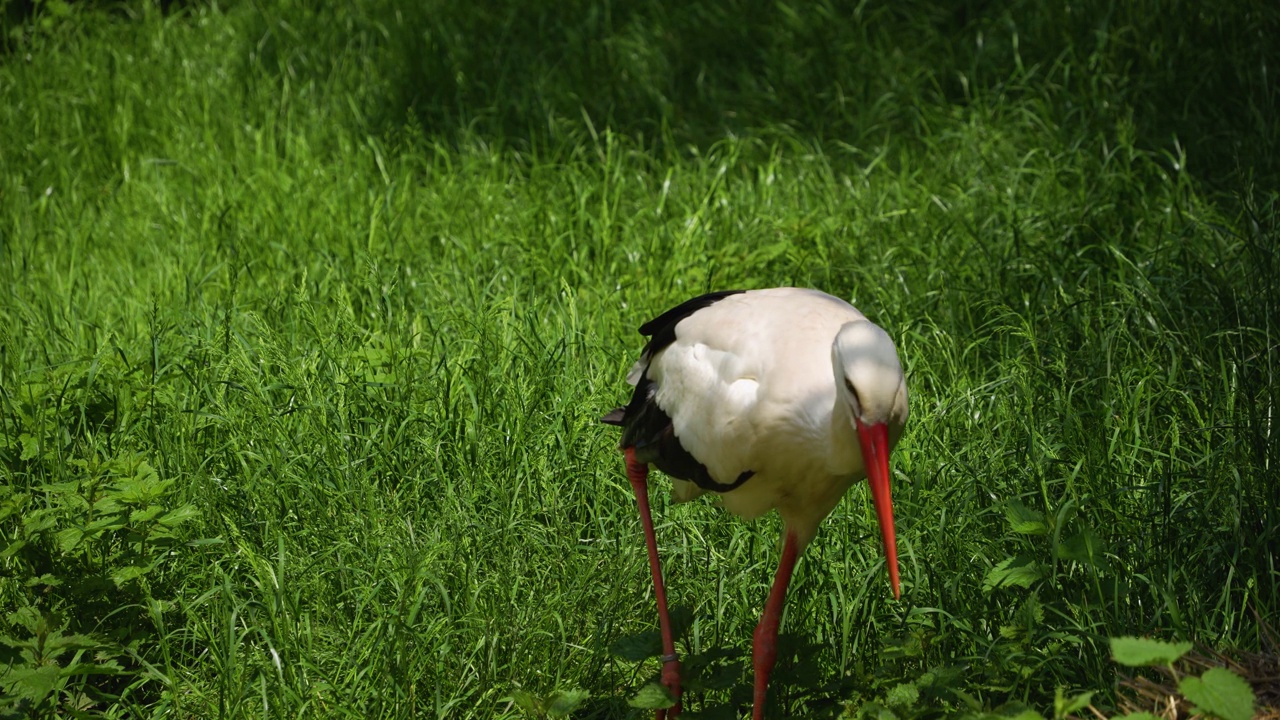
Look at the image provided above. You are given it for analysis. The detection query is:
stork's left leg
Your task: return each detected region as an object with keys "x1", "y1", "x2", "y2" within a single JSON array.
[
  {"x1": 625, "y1": 447, "x2": 682, "y2": 719},
  {"x1": 751, "y1": 531, "x2": 800, "y2": 720}
]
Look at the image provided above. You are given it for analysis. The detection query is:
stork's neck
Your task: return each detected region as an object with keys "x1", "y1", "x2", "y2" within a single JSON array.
[{"x1": 826, "y1": 391, "x2": 861, "y2": 476}]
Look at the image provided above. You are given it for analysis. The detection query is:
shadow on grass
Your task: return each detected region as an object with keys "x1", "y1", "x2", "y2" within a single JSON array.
[
  {"x1": 10, "y1": 0, "x2": 1272, "y2": 187},
  {"x1": 221, "y1": 0, "x2": 1277, "y2": 188}
]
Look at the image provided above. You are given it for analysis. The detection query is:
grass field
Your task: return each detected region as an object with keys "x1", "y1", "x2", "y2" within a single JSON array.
[{"x1": 1, "y1": 0, "x2": 1277, "y2": 717}]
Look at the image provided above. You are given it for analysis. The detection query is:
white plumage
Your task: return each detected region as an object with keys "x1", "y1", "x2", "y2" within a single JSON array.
[
  {"x1": 605, "y1": 287, "x2": 909, "y2": 720},
  {"x1": 631, "y1": 288, "x2": 905, "y2": 544}
]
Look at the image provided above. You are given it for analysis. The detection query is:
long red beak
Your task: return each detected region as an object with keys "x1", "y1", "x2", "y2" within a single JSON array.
[{"x1": 856, "y1": 418, "x2": 900, "y2": 599}]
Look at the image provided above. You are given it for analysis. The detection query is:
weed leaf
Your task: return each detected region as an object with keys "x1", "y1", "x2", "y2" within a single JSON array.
[
  {"x1": 885, "y1": 682, "x2": 920, "y2": 710},
  {"x1": 609, "y1": 606, "x2": 692, "y2": 660},
  {"x1": 545, "y1": 688, "x2": 590, "y2": 716},
  {"x1": 1056, "y1": 527, "x2": 1110, "y2": 574},
  {"x1": 1177, "y1": 668, "x2": 1255, "y2": 720},
  {"x1": 509, "y1": 689, "x2": 542, "y2": 715},
  {"x1": 628, "y1": 682, "x2": 676, "y2": 710},
  {"x1": 1005, "y1": 499, "x2": 1050, "y2": 535},
  {"x1": 608, "y1": 629, "x2": 662, "y2": 660},
  {"x1": 8, "y1": 607, "x2": 42, "y2": 634},
  {"x1": 1053, "y1": 687, "x2": 1092, "y2": 718},
  {"x1": 130, "y1": 505, "x2": 165, "y2": 524},
  {"x1": 0, "y1": 540, "x2": 26, "y2": 559},
  {"x1": 54, "y1": 527, "x2": 84, "y2": 553},
  {"x1": 61, "y1": 661, "x2": 124, "y2": 677},
  {"x1": 111, "y1": 565, "x2": 148, "y2": 587},
  {"x1": 983, "y1": 555, "x2": 1043, "y2": 591},
  {"x1": 0, "y1": 664, "x2": 60, "y2": 705},
  {"x1": 1109, "y1": 637, "x2": 1192, "y2": 666},
  {"x1": 157, "y1": 504, "x2": 200, "y2": 528}
]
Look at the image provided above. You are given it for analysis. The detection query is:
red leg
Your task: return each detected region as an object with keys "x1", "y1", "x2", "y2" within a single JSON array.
[
  {"x1": 625, "y1": 447, "x2": 682, "y2": 719},
  {"x1": 751, "y1": 531, "x2": 800, "y2": 720}
]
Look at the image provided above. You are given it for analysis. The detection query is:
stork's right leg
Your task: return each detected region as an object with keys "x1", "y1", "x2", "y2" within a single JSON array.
[
  {"x1": 751, "y1": 531, "x2": 800, "y2": 720},
  {"x1": 625, "y1": 447, "x2": 682, "y2": 720}
]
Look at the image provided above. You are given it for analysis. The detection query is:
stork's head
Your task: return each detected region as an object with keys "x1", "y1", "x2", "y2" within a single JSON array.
[{"x1": 833, "y1": 319, "x2": 909, "y2": 599}]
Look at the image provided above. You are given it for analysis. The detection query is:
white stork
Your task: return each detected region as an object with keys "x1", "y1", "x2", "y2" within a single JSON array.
[{"x1": 602, "y1": 287, "x2": 908, "y2": 719}]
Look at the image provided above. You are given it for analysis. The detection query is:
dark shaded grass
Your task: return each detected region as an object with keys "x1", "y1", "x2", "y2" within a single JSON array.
[{"x1": 216, "y1": 0, "x2": 1280, "y2": 183}]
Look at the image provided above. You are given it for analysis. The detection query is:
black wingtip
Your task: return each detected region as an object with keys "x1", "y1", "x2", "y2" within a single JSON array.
[{"x1": 600, "y1": 408, "x2": 626, "y2": 426}]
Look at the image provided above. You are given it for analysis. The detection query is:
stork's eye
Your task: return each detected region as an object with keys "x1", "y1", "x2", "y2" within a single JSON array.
[{"x1": 844, "y1": 378, "x2": 862, "y2": 414}]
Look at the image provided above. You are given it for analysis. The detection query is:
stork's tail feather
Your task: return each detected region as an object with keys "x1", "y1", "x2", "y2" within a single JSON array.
[{"x1": 601, "y1": 408, "x2": 626, "y2": 426}]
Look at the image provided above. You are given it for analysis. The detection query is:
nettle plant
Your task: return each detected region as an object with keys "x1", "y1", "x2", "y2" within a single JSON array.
[
  {"x1": 0, "y1": 362, "x2": 201, "y2": 714},
  {"x1": 984, "y1": 498, "x2": 1111, "y2": 598},
  {"x1": 980, "y1": 497, "x2": 1116, "y2": 680},
  {"x1": 1108, "y1": 637, "x2": 1256, "y2": 720}
]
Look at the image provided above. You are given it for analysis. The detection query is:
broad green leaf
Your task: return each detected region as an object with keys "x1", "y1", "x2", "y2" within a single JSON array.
[
  {"x1": 608, "y1": 630, "x2": 662, "y2": 660},
  {"x1": 1177, "y1": 668, "x2": 1255, "y2": 720},
  {"x1": 111, "y1": 565, "x2": 149, "y2": 587},
  {"x1": 0, "y1": 492, "x2": 29, "y2": 522},
  {"x1": 7, "y1": 607, "x2": 43, "y2": 634},
  {"x1": 19, "y1": 433, "x2": 39, "y2": 461},
  {"x1": 1053, "y1": 687, "x2": 1093, "y2": 718},
  {"x1": 1056, "y1": 527, "x2": 1110, "y2": 574},
  {"x1": 61, "y1": 660, "x2": 125, "y2": 677},
  {"x1": 54, "y1": 527, "x2": 84, "y2": 553},
  {"x1": 23, "y1": 573, "x2": 62, "y2": 588},
  {"x1": 885, "y1": 682, "x2": 919, "y2": 710},
  {"x1": 134, "y1": 461, "x2": 161, "y2": 485},
  {"x1": 669, "y1": 605, "x2": 694, "y2": 643},
  {"x1": 93, "y1": 496, "x2": 124, "y2": 515},
  {"x1": 157, "y1": 504, "x2": 200, "y2": 527},
  {"x1": 1109, "y1": 637, "x2": 1192, "y2": 666},
  {"x1": 546, "y1": 688, "x2": 590, "y2": 716},
  {"x1": 917, "y1": 664, "x2": 965, "y2": 691},
  {"x1": 1, "y1": 539, "x2": 28, "y2": 559},
  {"x1": 686, "y1": 659, "x2": 743, "y2": 692},
  {"x1": 40, "y1": 632, "x2": 96, "y2": 653},
  {"x1": 608, "y1": 606, "x2": 692, "y2": 660},
  {"x1": 84, "y1": 515, "x2": 126, "y2": 534},
  {"x1": 130, "y1": 505, "x2": 165, "y2": 524},
  {"x1": 1018, "y1": 594, "x2": 1045, "y2": 625},
  {"x1": 1003, "y1": 593, "x2": 1045, "y2": 641},
  {"x1": 1005, "y1": 499, "x2": 1050, "y2": 535},
  {"x1": 0, "y1": 664, "x2": 61, "y2": 704},
  {"x1": 117, "y1": 465, "x2": 170, "y2": 504},
  {"x1": 509, "y1": 689, "x2": 543, "y2": 715},
  {"x1": 628, "y1": 682, "x2": 676, "y2": 710},
  {"x1": 983, "y1": 555, "x2": 1043, "y2": 591},
  {"x1": 23, "y1": 510, "x2": 57, "y2": 535},
  {"x1": 42, "y1": 480, "x2": 81, "y2": 497}
]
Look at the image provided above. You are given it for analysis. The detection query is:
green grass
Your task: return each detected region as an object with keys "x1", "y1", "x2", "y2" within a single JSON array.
[{"x1": 1, "y1": 0, "x2": 1277, "y2": 717}]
